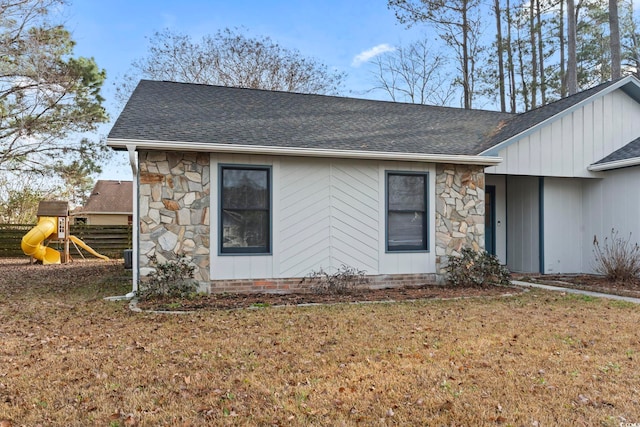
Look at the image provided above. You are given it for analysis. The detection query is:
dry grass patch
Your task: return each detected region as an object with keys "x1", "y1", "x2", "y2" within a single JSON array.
[{"x1": 0, "y1": 259, "x2": 639, "y2": 426}]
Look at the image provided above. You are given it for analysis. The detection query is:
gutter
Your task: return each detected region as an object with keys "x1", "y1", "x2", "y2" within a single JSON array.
[
  {"x1": 126, "y1": 144, "x2": 139, "y2": 298},
  {"x1": 104, "y1": 145, "x2": 139, "y2": 302},
  {"x1": 107, "y1": 138, "x2": 503, "y2": 166},
  {"x1": 587, "y1": 157, "x2": 640, "y2": 172}
]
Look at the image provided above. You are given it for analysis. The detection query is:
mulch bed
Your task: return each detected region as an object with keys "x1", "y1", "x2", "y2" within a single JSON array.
[
  {"x1": 513, "y1": 273, "x2": 640, "y2": 298},
  {"x1": 137, "y1": 284, "x2": 522, "y2": 312},
  {"x1": 138, "y1": 273, "x2": 640, "y2": 312}
]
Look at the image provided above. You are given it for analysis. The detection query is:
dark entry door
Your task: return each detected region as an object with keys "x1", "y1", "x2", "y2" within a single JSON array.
[{"x1": 485, "y1": 185, "x2": 496, "y2": 255}]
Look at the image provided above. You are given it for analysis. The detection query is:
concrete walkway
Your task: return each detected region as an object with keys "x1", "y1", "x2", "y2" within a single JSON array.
[{"x1": 511, "y1": 280, "x2": 640, "y2": 304}]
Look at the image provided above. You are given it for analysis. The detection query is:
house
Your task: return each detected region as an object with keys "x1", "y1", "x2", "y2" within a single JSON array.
[
  {"x1": 72, "y1": 180, "x2": 133, "y2": 225},
  {"x1": 107, "y1": 77, "x2": 640, "y2": 293}
]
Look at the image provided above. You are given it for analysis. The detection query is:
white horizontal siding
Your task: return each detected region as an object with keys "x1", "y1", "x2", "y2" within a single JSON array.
[{"x1": 486, "y1": 90, "x2": 640, "y2": 177}]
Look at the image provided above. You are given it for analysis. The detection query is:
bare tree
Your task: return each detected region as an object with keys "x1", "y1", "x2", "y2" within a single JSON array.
[
  {"x1": 0, "y1": 0, "x2": 108, "y2": 174},
  {"x1": 388, "y1": 0, "x2": 483, "y2": 109},
  {"x1": 368, "y1": 40, "x2": 455, "y2": 105},
  {"x1": 116, "y1": 28, "x2": 346, "y2": 104}
]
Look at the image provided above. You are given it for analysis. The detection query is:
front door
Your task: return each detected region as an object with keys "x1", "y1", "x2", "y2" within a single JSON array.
[{"x1": 485, "y1": 185, "x2": 496, "y2": 255}]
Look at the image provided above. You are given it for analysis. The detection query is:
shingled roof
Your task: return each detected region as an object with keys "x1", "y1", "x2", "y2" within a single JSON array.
[
  {"x1": 108, "y1": 80, "x2": 513, "y2": 156},
  {"x1": 79, "y1": 180, "x2": 133, "y2": 214},
  {"x1": 109, "y1": 77, "x2": 640, "y2": 163},
  {"x1": 593, "y1": 136, "x2": 640, "y2": 166}
]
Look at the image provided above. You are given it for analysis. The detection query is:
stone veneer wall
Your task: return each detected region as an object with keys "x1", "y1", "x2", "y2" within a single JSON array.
[
  {"x1": 434, "y1": 164, "x2": 485, "y2": 276},
  {"x1": 138, "y1": 151, "x2": 210, "y2": 287}
]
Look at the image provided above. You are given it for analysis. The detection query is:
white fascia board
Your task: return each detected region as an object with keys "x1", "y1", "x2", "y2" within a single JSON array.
[
  {"x1": 588, "y1": 157, "x2": 640, "y2": 171},
  {"x1": 107, "y1": 138, "x2": 503, "y2": 166},
  {"x1": 480, "y1": 75, "x2": 640, "y2": 156}
]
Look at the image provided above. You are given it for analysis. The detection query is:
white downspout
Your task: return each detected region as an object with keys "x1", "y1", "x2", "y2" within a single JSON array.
[{"x1": 126, "y1": 144, "x2": 139, "y2": 298}]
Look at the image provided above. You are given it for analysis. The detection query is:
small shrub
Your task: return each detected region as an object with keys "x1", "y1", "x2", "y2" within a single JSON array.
[
  {"x1": 139, "y1": 254, "x2": 198, "y2": 300},
  {"x1": 592, "y1": 229, "x2": 640, "y2": 282},
  {"x1": 445, "y1": 248, "x2": 511, "y2": 287},
  {"x1": 301, "y1": 264, "x2": 369, "y2": 294}
]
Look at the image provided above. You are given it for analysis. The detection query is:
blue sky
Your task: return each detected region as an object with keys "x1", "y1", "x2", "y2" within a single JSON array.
[{"x1": 65, "y1": 1, "x2": 426, "y2": 179}]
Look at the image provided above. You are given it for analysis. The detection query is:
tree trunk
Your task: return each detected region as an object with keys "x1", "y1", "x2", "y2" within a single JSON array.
[
  {"x1": 559, "y1": 0, "x2": 567, "y2": 97},
  {"x1": 462, "y1": 1, "x2": 472, "y2": 109},
  {"x1": 567, "y1": 0, "x2": 578, "y2": 95},
  {"x1": 494, "y1": 0, "x2": 507, "y2": 112},
  {"x1": 506, "y1": 0, "x2": 517, "y2": 112},
  {"x1": 609, "y1": 0, "x2": 621, "y2": 79},
  {"x1": 536, "y1": 0, "x2": 547, "y2": 104},
  {"x1": 517, "y1": 37, "x2": 530, "y2": 110},
  {"x1": 529, "y1": 0, "x2": 538, "y2": 108}
]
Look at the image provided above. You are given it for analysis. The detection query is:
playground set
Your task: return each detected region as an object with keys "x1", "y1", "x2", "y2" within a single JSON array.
[{"x1": 21, "y1": 201, "x2": 109, "y2": 264}]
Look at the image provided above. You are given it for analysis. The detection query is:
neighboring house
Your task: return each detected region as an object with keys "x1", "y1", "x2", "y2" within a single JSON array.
[
  {"x1": 72, "y1": 180, "x2": 133, "y2": 225},
  {"x1": 107, "y1": 77, "x2": 640, "y2": 293}
]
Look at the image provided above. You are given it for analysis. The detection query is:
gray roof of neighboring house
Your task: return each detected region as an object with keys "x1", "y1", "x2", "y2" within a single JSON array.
[
  {"x1": 593, "y1": 136, "x2": 640, "y2": 165},
  {"x1": 108, "y1": 80, "x2": 513, "y2": 156},
  {"x1": 78, "y1": 180, "x2": 133, "y2": 214}
]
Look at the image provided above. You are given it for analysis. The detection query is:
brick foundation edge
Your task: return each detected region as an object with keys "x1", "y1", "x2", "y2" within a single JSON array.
[{"x1": 206, "y1": 273, "x2": 440, "y2": 294}]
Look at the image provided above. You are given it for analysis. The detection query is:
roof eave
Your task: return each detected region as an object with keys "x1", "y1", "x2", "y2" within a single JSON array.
[
  {"x1": 588, "y1": 157, "x2": 640, "y2": 171},
  {"x1": 107, "y1": 138, "x2": 503, "y2": 166}
]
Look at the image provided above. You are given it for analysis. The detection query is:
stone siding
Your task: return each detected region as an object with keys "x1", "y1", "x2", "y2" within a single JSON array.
[
  {"x1": 138, "y1": 151, "x2": 210, "y2": 287},
  {"x1": 434, "y1": 164, "x2": 485, "y2": 276}
]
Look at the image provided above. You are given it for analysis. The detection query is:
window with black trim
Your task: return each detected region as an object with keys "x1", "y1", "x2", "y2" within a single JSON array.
[
  {"x1": 220, "y1": 166, "x2": 271, "y2": 254},
  {"x1": 387, "y1": 172, "x2": 428, "y2": 252}
]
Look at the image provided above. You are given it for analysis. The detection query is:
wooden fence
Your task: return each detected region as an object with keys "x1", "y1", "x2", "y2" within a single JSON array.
[{"x1": 0, "y1": 224, "x2": 132, "y2": 259}]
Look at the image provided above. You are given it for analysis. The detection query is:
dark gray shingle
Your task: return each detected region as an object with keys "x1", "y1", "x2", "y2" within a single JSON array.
[
  {"x1": 593, "y1": 137, "x2": 640, "y2": 165},
  {"x1": 108, "y1": 80, "x2": 513, "y2": 156}
]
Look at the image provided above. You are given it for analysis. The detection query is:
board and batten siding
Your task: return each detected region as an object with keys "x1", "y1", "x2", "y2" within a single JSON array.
[
  {"x1": 485, "y1": 175, "x2": 507, "y2": 263},
  {"x1": 500, "y1": 172, "x2": 640, "y2": 274},
  {"x1": 505, "y1": 176, "x2": 540, "y2": 273},
  {"x1": 581, "y1": 167, "x2": 640, "y2": 274},
  {"x1": 486, "y1": 90, "x2": 640, "y2": 178},
  {"x1": 209, "y1": 154, "x2": 436, "y2": 281},
  {"x1": 542, "y1": 178, "x2": 584, "y2": 273}
]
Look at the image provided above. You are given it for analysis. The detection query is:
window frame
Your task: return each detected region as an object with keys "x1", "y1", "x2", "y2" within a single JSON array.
[
  {"x1": 218, "y1": 164, "x2": 272, "y2": 255},
  {"x1": 385, "y1": 170, "x2": 429, "y2": 253}
]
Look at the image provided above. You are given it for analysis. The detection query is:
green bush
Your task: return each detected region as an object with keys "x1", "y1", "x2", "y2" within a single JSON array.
[
  {"x1": 301, "y1": 264, "x2": 369, "y2": 294},
  {"x1": 445, "y1": 248, "x2": 511, "y2": 287},
  {"x1": 593, "y1": 229, "x2": 640, "y2": 282},
  {"x1": 139, "y1": 254, "x2": 198, "y2": 300}
]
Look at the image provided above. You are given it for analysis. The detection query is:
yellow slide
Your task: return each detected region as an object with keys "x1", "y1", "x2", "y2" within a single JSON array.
[
  {"x1": 21, "y1": 216, "x2": 61, "y2": 264},
  {"x1": 69, "y1": 235, "x2": 110, "y2": 261}
]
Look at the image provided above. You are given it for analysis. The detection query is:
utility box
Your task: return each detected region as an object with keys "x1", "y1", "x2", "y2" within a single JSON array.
[{"x1": 123, "y1": 249, "x2": 133, "y2": 269}]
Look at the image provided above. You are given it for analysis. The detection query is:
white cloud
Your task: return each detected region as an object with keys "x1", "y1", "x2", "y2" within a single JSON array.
[{"x1": 351, "y1": 44, "x2": 396, "y2": 67}]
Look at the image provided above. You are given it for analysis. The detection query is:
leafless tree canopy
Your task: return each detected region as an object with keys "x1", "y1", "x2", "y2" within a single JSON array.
[
  {"x1": 116, "y1": 28, "x2": 346, "y2": 104},
  {"x1": 368, "y1": 40, "x2": 455, "y2": 106},
  {"x1": 0, "y1": 0, "x2": 108, "y2": 174}
]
